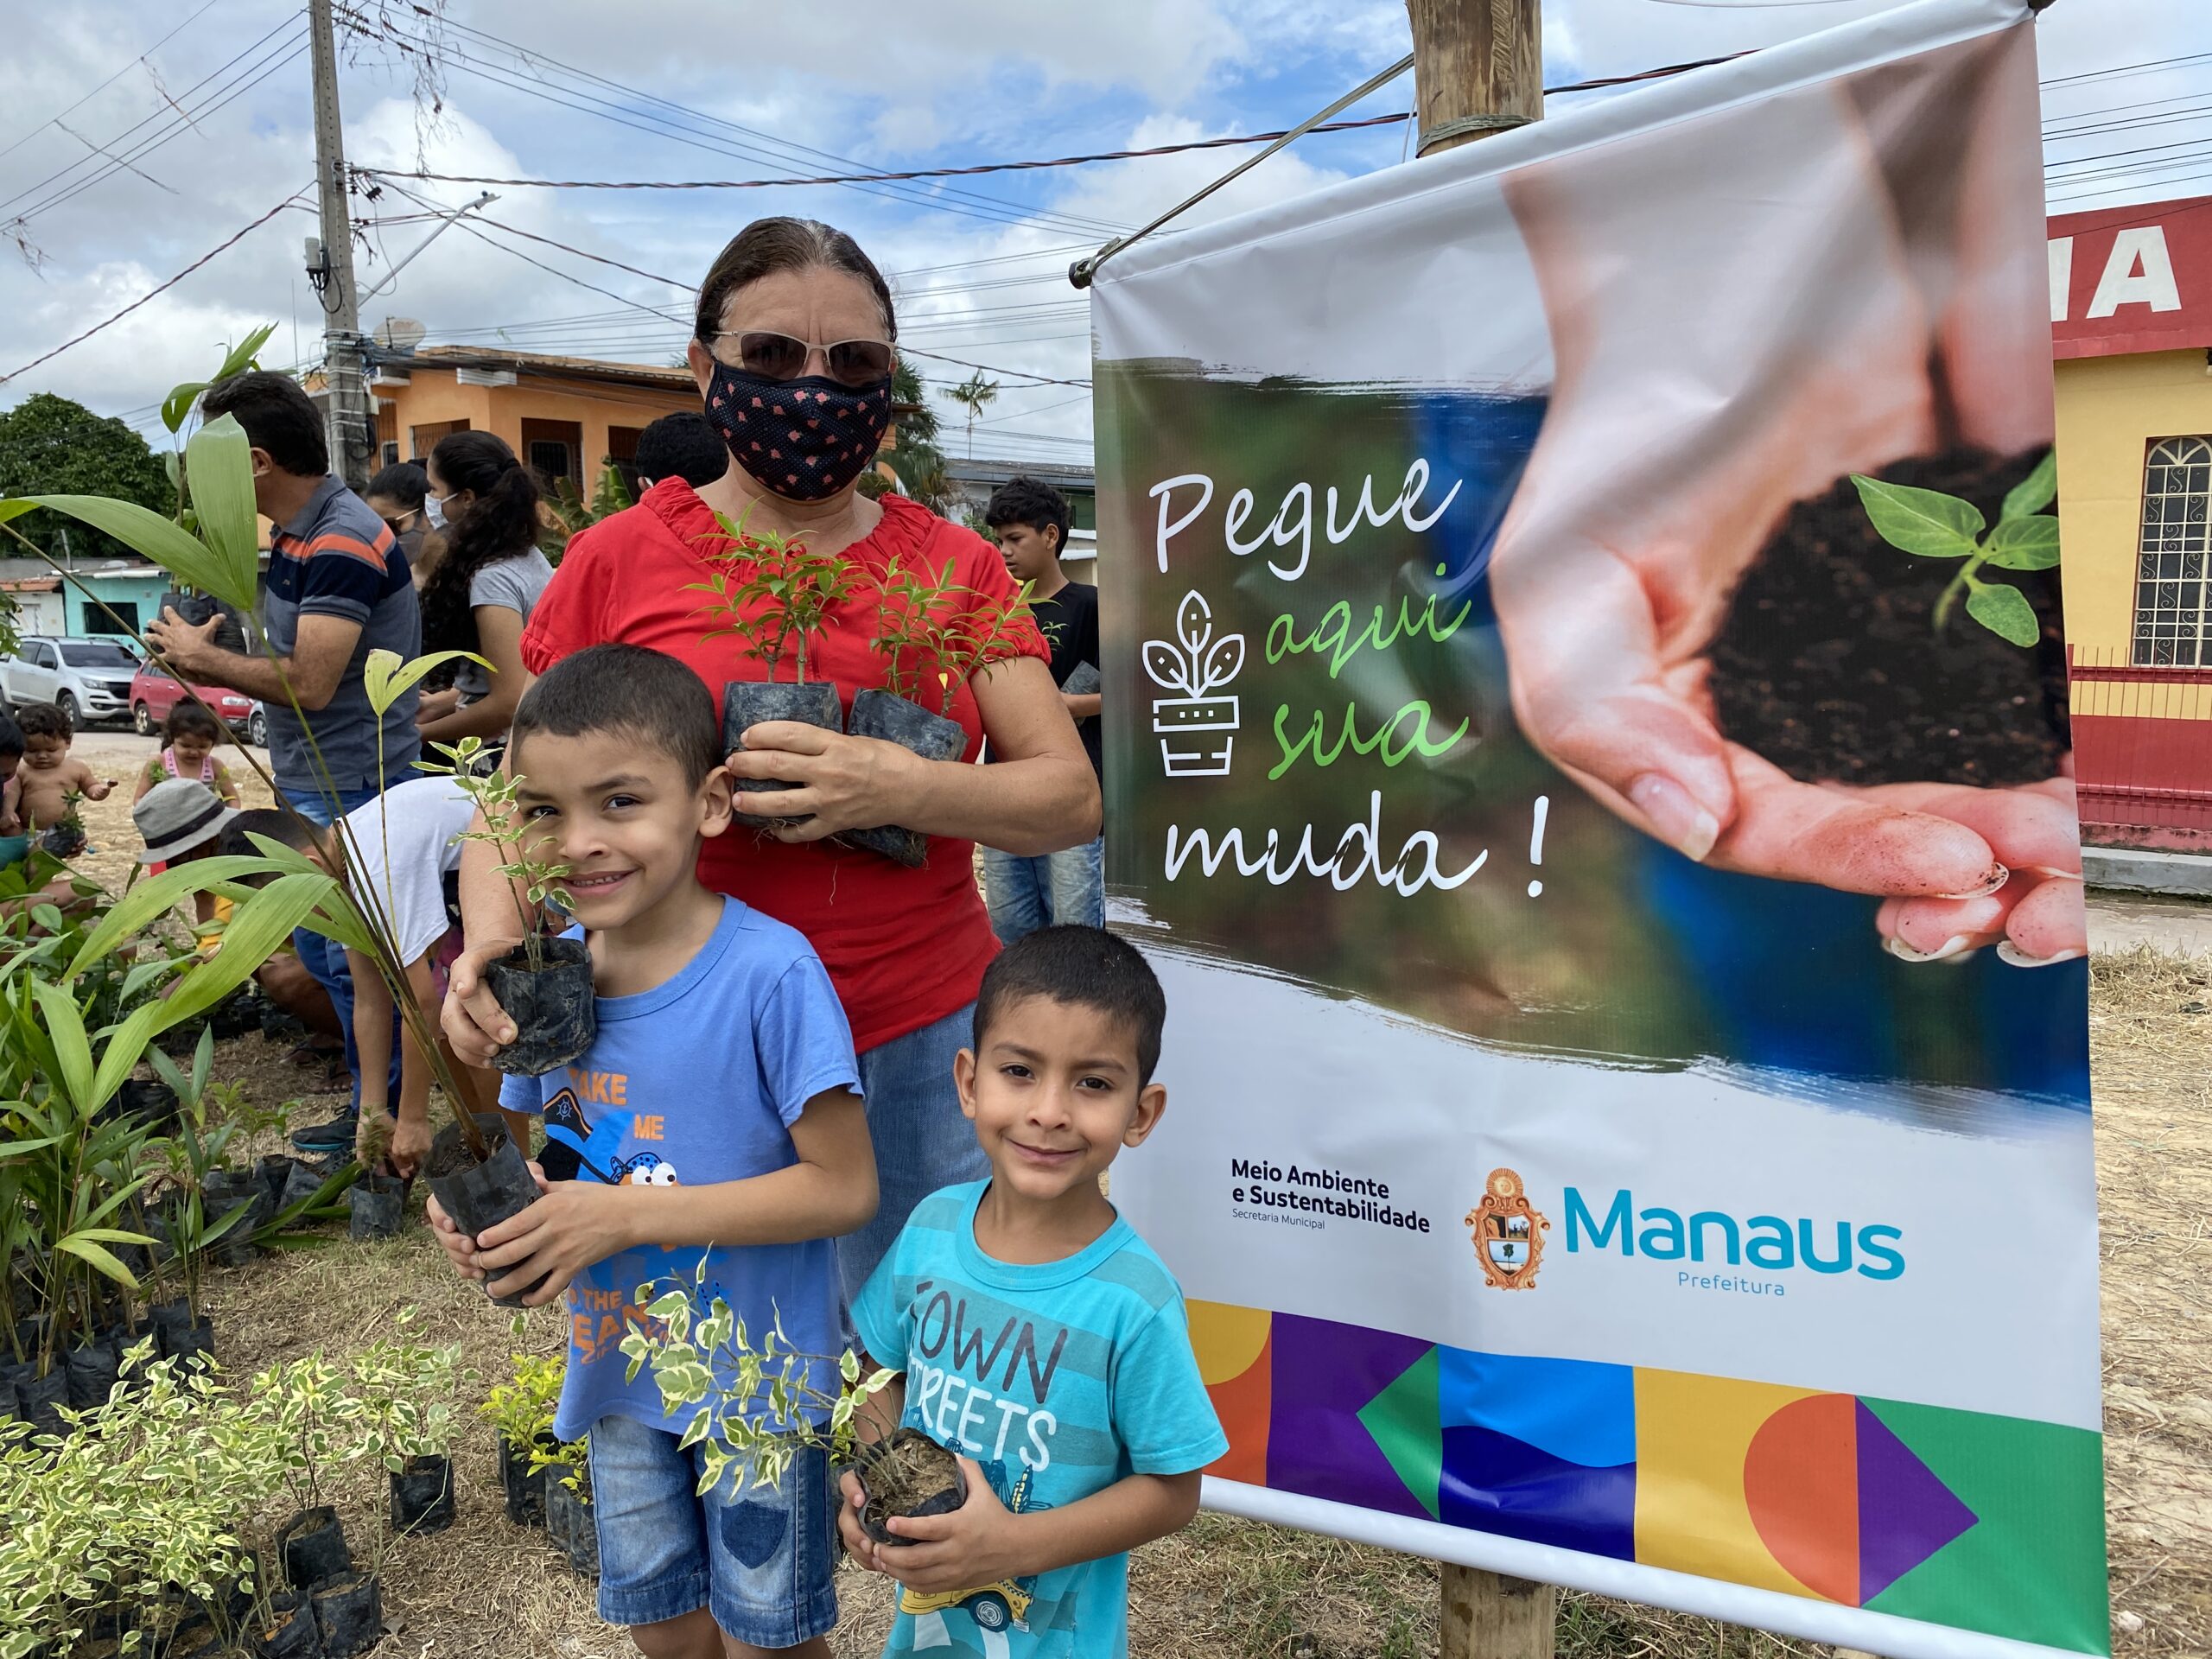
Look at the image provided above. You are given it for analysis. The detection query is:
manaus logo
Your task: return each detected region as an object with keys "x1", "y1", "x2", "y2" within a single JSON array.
[{"x1": 1467, "y1": 1168, "x2": 1548, "y2": 1290}]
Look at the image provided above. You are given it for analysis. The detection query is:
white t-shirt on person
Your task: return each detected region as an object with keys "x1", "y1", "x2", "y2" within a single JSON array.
[{"x1": 337, "y1": 775, "x2": 477, "y2": 967}]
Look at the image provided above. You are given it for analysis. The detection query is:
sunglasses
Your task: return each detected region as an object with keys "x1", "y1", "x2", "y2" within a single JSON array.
[{"x1": 714, "y1": 330, "x2": 894, "y2": 389}]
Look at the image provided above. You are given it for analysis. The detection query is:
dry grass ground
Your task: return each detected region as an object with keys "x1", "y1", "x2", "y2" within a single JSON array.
[{"x1": 64, "y1": 754, "x2": 2204, "y2": 1657}]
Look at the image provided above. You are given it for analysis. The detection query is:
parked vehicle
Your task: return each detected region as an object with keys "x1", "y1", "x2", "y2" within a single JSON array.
[
  {"x1": 129, "y1": 665, "x2": 266, "y2": 746},
  {"x1": 0, "y1": 635, "x2": 143, "y2": 726}
]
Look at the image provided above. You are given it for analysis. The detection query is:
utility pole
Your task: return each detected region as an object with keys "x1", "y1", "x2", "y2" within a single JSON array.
[
  {"x1": 307, "y1": 0, "x2": 372, "y2": 491},
  {"x1": 1403, "y1": 3, "x2": 1555, "y2": 1645}
]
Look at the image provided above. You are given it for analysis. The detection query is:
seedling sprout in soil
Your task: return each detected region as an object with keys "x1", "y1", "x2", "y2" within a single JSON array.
[
  {"x1": 619, "y1": 1265, "x2": 958, "y2": 1539},
  {"x1": 1707, "y1": 446, "x2": 2068, "y2": 789},
  {"x1": 420, "y1": 735, "x2": 594, "y2": 1081},
  {"x1": 38, "y1": 791, "x2": 87, "y2": 859},
  {"x1": 1849, "y1": 448, "x2": 2060, "y2": 647}
]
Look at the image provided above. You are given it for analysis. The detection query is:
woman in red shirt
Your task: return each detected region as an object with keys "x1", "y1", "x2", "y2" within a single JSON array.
[{"x1": 440, "y1": 218, "x2": 1099, "y2": 1298}]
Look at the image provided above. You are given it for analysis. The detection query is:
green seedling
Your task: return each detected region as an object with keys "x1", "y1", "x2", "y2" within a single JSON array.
[
  {"x1": 419, "y1": 736, "x2": 575, "y2": 976},
  {"x1": 687, "y1": 511, "x2": 861, "y2": 684},
  {"x1": 620, "y1": 1259, "x2": 897, "y2": 1498},
  {"x1": 868, "y1": 552, "x2": 1037, "y2": 715},
  {"x1": 1850, "y1": 450, "x2": 2060, "y2": 647}
]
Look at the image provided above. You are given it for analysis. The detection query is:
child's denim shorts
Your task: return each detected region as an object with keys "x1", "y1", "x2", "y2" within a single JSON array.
[{"x1": 587, "y1": 1412, "x2": 838, "y2": 1645}]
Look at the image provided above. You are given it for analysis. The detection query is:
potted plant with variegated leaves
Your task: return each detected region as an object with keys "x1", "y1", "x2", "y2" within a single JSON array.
[{"x1": 616, "y1": 1265, "x2": 954, "y2": 1545}]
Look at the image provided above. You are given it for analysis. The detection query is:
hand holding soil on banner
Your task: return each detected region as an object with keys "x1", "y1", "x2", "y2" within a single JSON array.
[{"x1": 1488, "y1": 22, "x2": 2082, "y2": 968}]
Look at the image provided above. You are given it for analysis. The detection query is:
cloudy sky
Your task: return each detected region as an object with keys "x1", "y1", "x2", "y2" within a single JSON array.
[{"x1": 0, "y1": 0, "x2": 2199, "y2": 466}]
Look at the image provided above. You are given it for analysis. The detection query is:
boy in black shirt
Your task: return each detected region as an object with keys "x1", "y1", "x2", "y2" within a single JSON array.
[{"x1": 982, "y1": 476, "x2": 1103, "y2": 939}]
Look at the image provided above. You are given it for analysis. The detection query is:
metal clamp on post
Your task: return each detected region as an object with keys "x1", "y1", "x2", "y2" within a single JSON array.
[{"x1": 1415, "y1": 112, "x2": 1530, "y2": 156}]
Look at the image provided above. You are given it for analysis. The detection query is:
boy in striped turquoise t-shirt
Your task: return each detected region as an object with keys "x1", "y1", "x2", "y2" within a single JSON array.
[{"x1": 843, "y1": 925, "x2": 1226, "y2": 1657}]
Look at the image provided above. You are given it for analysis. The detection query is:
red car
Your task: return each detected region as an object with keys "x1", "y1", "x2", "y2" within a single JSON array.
[{"x1": 129, "y1": 665, "x2": 267, "y2": 747}]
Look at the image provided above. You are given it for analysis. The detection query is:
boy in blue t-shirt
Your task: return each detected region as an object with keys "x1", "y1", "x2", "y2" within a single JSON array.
[
  {"x1": 843, "y1": 926, "x2": 1226, "y2": 1656},
  {"x1": 425, "y1": 643, "x2": 876, "y2": 1659}
]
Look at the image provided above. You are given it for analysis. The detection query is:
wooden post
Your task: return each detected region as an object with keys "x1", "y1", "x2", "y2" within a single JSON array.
[
  {"x1": 1403, "y1": 0, "x2": 1552, "y2": 1654},
  {"x1": 1440, "y1": 1565, "x2": 1555, "y2": 1658},
  {"x1": 1405, "y1": 0, "x2": 1542, "y2": 157}
]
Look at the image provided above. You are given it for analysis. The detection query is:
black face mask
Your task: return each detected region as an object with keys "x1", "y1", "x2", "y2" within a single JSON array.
[{"x1": 702, "y1": 359, "x2": 893, "y2": 502}]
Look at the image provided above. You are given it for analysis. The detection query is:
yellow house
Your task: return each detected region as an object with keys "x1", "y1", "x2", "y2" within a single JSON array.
[
  {"x1": 2050, "y1": 194, "x2": 2212, "y2": 849},
  {"x1": 368, "y1": 345, "x2": 702, "y2": 493}
]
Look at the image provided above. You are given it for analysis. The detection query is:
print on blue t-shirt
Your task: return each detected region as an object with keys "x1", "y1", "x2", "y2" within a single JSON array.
[
  {"x1": 499, "y1": 897, "x2": 861, "y2": 1444},
  {"x1": 853, "y1": 1181, "x2": 1228, "y2": 1658}
]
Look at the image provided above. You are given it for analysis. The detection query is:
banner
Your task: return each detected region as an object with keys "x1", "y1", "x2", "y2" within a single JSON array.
[{"x1": 1091, "y1": 3, "x2": 2106, "y2": 1656}]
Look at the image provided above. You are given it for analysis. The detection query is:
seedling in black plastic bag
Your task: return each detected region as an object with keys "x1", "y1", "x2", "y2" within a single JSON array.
[{"x1": 1849, "y1": 449, "x2": 2060, "y2": 646}]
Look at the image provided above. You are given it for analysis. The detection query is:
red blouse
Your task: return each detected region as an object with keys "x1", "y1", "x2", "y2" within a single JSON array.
[{"x1": 520, "y1": 482, "x2": 1046, "y2": 1053}]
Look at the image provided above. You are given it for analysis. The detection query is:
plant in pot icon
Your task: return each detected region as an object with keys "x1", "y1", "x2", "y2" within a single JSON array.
[{"x1": 1144, "y1": 590, "x2": 1243, "y2": 777}]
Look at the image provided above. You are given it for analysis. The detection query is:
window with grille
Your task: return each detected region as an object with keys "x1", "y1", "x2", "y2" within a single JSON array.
[{"x1": 2134, "y1": 435, "x2": 2212, "y2": 666}]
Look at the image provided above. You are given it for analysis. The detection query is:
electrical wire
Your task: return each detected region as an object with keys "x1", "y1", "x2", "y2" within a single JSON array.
[
  {"x1": 334, "y1": 4, "x2": 1126, "y2": 238},
  {"x1": 0, "y1": 0, "x2": 228, "y2": 164},
  {"x1": 353, "y1": 113, "x2": 1419, "y2": 194},
  {"x1": 0, "y1": 190, "x2": 313, "y2": 386},
  {"x1": 2041, "y1": 51, "x2": 2212, "y2": 91},
  {"x1": 0, "y1": 15, "x2": 304, "y2": 219},
  {"x1": 409, "y1": 6, "x2": 1137, "y2": 238}
]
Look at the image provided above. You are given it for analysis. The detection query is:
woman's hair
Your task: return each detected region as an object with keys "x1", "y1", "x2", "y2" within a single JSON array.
[
  {"x1": 420, "y1": 431, "x2": 540, "y2": 658},
  {"x1": 365, "y1": 460, "x2": 429, "y2": 512},
  {"x1": 693, "y1": 218, "x2": 897, "y2": 345},
  {"x1": 164, "y1": 702, "x2": 223, "y2": 745}
]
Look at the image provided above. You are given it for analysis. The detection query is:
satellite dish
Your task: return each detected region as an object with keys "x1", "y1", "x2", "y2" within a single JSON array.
[{"x1": 379, "y1": 317, "x2": 427, "y2": 352}]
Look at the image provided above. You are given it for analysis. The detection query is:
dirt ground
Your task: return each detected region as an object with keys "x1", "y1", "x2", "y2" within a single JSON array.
[{"x1": 60, "y1": 749, "x2": 2209, "y2": 1658}]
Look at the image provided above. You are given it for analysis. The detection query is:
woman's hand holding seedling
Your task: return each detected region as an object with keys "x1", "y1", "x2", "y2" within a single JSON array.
[
  {"x1": 725, "y1": 721, "x2": 925, "y2": 839},
  {"x1": 1491, "y1": 116, "x2": 2083, "y2": 966}
]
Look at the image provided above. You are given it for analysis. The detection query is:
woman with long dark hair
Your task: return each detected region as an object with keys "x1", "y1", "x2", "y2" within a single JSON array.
[{"x1": 413, "y1": 431, "x2": 553, "y2": 744}]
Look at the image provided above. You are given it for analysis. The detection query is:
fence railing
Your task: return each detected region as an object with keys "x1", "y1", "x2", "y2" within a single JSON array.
[{"x1": 2068, "y1": 644, "x2": 2212, "y2": 847}]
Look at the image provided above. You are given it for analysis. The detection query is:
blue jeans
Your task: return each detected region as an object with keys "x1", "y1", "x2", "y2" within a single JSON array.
[
  {"x1": 283, "y1": 783, "x2": 402, "y2": 1111},
  {"x1": 588, "y1": 1412, "x2": 837, "y2": 1644},
  {"x1": 838, "y1": 1004, "x2": 988, "y2": 1306},
  {"x1": 982, "y1": 836, "x2": 1104, "y2": 943}
]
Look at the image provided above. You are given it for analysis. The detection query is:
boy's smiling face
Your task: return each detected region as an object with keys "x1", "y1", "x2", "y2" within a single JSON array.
[
  {"x1": 957, "y1": 994, "x2": 1166, "y2": 1209},
  {"x1": 511, "y1": 728, "x2": 732, "y2": 935}
]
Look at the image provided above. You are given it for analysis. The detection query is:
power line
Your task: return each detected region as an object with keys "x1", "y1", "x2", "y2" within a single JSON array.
[
  {"x1": 0, "y1": 0, "x2": 228, "y2": 164},
  {"x1": 334, "y1": 4, "x2": 1125, "y2": 239},
  {"x1": 370, "y1": 188, "x2": 1098, "y2": 387},
  {"x1": 408, "y1": 6, "x2": 1134, "y2": 239},
  {"x1": 2041, "y1": 50, "x2": 2212, "y2": 91},
  {"x1": 0, "y1": 190, "x2": 313, "y2": 386},
  {"x1": 0, "y1": 15, "x2": 303, "y2": 219},
  {"x1": 346, "y1": 55, "x2": 1778, "y2": 199},
  {"x1": 353, "y1": 112, "x2": 1418, "y2": 194}
]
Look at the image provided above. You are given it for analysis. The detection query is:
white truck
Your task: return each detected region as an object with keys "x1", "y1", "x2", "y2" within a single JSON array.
[{"x1": 0, "y1": 635, "x2": 143, "y2": 728}]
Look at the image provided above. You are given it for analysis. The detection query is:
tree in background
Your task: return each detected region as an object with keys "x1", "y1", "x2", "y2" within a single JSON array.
[
  {"x1": 860, "y1": 353, "x2": 956, "y2": 517},
  {"x1": 946, "y1": 369, "x2": 999, "y2": 459},
  {"x1": 0, "y1": 393, "x2": 173, "y2": 563}
]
